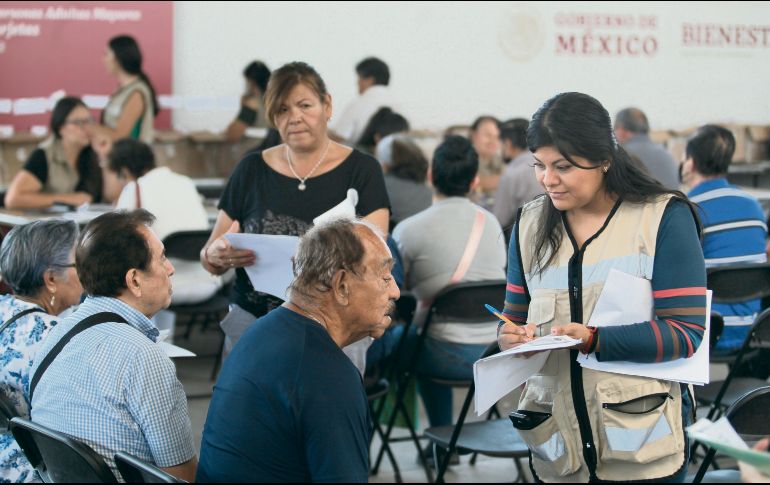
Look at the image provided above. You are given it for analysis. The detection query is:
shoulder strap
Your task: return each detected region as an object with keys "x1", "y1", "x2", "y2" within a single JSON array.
[
  {"x1": 418, "y1": 208, "x2": 487, "y2": 311},
  {"x1": 0, "y1": 307, "x2": 45, "y2": 335},
  {"x1": 30, "y1": 312, "x2": 128, "y2": 401},
  {"x1": 449, "y1": 208, "x2": 487, "y2": 284},
  {"x1": 135, "y1": 181, "x2": 142, "y2": 209}
]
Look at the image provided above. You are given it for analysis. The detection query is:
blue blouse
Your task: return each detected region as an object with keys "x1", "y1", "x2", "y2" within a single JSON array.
[{"x1": 0, "y1": 295, "x2": 58, "y2": 483}]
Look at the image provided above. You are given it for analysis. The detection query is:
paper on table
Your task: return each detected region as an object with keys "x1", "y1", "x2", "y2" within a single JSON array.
[
  {"x1": 313, "y1": 189, "x2": 358, "y2": 226},
  {"x1": 156, "y1": 330, "x2": 197, "y2": 358},
  {"x1": 474, "y1": 351, "x2": 549, "y2": 416},
  {"x1": 224, "y1": 233, "x2": 300, "y2": 300},
  {"x1": 687, "y1": 417, "x2": 770, "y2": 476},
  {"x1": 577, "y1": 269, "x2": 711, "y2": 386}
]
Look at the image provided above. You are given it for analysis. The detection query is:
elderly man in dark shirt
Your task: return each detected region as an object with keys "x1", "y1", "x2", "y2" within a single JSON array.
[{"x1": 197, "y1": 217, "x2": 400, "y2": 483}]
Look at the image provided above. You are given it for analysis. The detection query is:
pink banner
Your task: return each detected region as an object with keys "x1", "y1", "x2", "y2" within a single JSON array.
[{"x1": 0, "y1": 1, "x2": 172, "y2": 132}]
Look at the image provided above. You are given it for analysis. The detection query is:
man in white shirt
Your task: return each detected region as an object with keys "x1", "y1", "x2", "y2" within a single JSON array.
[{"x1": 330, "y1": 57, "x2": 396, "y2": 146}]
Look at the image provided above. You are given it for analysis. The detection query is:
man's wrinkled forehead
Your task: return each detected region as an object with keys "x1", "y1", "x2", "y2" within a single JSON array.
[{"x1": 356, "y1": 225, "x2": 393, "y2": 272}]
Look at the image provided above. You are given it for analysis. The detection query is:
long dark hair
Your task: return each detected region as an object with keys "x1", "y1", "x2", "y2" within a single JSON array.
[
  {"x1": 527, "y1": 92, "x2": 699, "y2": 274},
  {"x1": 108, "y1": 35, "x2": 160, "y2": 117},
  {"x1": 50, "y1": 96, "x2": 87, "y2": 138}
]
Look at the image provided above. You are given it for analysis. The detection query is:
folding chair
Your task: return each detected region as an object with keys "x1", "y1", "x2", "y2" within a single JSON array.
[
  {"x1": 692, "y1": 385, "x2": 770, "y2": 482},
  {"x1": 706, "y1": 262, "x2": 770, "y2": 366},
  {"x1": 423, "y1": 342, "x2": 529, "y2": 483},
  {"x1": 114, "y1": 451, "x2": 185, "y2": 483},
  {"x1": 696, "y1": 308, "x2": 770, "y2": 421},
  {"x1": 10, "y1": 417, "x2": 118, "y2": 483},
  {"x1": 163, "y1": 230, "x2": 230, "y2": 380},
  {"x1": 373, "y1": 280, "x2": 506, "y2": 482}
]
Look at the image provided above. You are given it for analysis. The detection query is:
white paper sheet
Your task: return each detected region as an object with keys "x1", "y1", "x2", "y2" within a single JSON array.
[
  {"x1": 577, "y1": 269, "x2": 711, "y2": 385},
  {"x1": 156, "y1": 330, "x2": 197, "y2": 358},
  {"x1": 224, "y1": 233, "x2": 300, "y2": 300},
  {"x1": 474, "y1": 351, "x2": 549, "y2": 416},
  {"x1": 313, "y1": 189, "x2": 358, "y2": 226},
  {"x1": 686, "y1": 418, "x2": 770, "y2": 476}
]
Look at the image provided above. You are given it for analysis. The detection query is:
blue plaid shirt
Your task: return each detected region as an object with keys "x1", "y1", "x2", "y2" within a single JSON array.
[{"x1": 30, "y1": 296, "x2": 195, "y2": 477}]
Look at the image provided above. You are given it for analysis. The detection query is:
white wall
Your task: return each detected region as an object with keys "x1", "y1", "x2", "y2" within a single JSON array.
[{"x1": 173, "y1": 1, "x2": 770, "y2": 133}]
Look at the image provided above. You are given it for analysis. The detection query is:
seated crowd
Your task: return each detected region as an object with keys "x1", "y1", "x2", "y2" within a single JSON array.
[{"x1": 2, "y1": 52, "x2": 770, "y2": 484}]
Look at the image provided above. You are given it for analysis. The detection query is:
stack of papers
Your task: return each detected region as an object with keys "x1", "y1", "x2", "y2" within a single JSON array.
[
  {"x1": 224, "y1": 233, "x2": 300, "y2": 299},
  {"x1": 687, "y1": 417, "x2": 770, "y2": 476},
  {"x1": 577, "y1": 269, "x2": 711, "y2": 386}
]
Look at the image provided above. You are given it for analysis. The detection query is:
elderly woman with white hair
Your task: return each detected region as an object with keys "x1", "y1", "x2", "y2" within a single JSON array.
[{"x1": 0, "y1": 220, "x2": 83, "y2": 482}]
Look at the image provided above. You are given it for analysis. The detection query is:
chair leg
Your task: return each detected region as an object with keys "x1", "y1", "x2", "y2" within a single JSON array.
[
  {"x1": 210, "y1": 330, "x2": 225, "y2": 381},
  {"x1": 513, "y1": 457, "x2": 527, "y2": 483},
  {"x1": 370, "y1": 413, "x2": 403, "y2": 483},
  {"x1": 469, "y1": 404, "x2": 501, "y2": 465},
  {"x1": 693, "y1": 447, "x2": 717, "y2": 483}
]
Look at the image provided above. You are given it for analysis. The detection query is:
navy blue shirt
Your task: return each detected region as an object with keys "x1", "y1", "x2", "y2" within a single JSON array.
[{"x1": 196, "y1": 307, "x2": 371, "y2": 483}]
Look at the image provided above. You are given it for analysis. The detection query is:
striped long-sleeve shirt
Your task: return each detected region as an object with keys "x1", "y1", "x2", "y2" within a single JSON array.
[
  {"x1": 503, "y1": 199, "x2": 707, "y2": 363},
  {"x1": 688, "y1": 178, "x2": 767, "y2": 352}
]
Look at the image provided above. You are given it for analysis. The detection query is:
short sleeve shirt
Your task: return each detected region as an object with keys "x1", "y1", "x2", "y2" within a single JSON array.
[{"x1": 218, "y1": 149, "x2": 390, "y2": 318}]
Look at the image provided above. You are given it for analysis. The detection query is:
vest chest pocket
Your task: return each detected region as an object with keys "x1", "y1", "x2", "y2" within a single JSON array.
[
  {"x1": 526, "y1": 293, "x2": 557, "y2": 336},
  {"x1": 596, "y1": 381, "x2": 684, "y2": 465}
]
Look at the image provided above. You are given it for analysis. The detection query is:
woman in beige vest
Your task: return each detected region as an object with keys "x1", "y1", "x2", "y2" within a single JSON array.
[
  {"x1": 92, "y1": 35, "x2": 159, "y2": 202},
  {"x1": 498, "y1": 92, "x2": 706, "y2": 482},
  {"x1": 4, "y1": 97, "x2": 102, "y2": 210}
]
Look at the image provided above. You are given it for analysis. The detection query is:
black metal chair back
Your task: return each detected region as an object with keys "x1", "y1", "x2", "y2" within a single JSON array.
[
  {"x1": 707, "y1": 262, "x2": 770, "y2": 304},
  {"x1": 114, "y1": 451, "x2": 184, "y2": 483},
  {"x1": 693, "y1": 386, "x2": 770, "y2": 482},
  {"x1": 162, "y1": 230, "x2": 211, "y2": 261},
  {"x1": 10, "y1": 417, "x2": 117, "y2": 483}
]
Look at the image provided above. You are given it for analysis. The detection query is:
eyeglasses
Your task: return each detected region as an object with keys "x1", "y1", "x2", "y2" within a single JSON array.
[{"x1": 65, "y1": 118, "x2": 94, "y2": 128}]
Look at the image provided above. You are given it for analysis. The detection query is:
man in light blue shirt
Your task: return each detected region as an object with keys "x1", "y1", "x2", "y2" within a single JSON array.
[{"x1": 30, "y1": 210, "x2": 197, "y2": 482}]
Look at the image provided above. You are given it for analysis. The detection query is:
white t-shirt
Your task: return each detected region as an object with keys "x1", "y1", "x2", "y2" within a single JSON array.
[
  {"x1": 331, "y1": 85, "x2": 395, "y2": 146},
  {"x1": 116, "y1": 167, "x2": 220, "y2": 305},
  {"x1": 115, "y1": 167, "x2": 208, "y2": 241}
]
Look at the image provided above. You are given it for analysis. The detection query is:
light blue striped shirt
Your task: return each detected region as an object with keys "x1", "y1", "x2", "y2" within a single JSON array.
[{"x1": 30, "y1": 296, "x2": 195, "y2": 477}]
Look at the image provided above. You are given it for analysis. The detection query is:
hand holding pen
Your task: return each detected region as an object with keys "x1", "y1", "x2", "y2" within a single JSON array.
[{"x1": 485, "y1": 304, "x2": 536, "y2": 351}]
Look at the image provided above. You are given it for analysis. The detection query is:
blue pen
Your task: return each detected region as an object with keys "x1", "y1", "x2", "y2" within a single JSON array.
[{"x1": 485, "y1": 304, "x2": 514, "y2": 327}]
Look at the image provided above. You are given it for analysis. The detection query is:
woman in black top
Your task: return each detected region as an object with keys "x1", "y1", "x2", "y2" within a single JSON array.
[
  {"x1": 5, "y1": 97, "x2": 102, "y2": 210},
  {"x1": 201, "y1": 61, "x2": 390, "y2": 355}
]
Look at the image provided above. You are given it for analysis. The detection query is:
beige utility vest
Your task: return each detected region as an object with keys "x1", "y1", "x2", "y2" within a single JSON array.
[
  {"x1": 103, "y1": 79, "x2": 154, "y2": 143},
  {"x1": 38, "y1": 138, "x2": 80, "y2": 194},
  {"x1": 514, "y1": 195, "x2": 686, "y2": 482}
]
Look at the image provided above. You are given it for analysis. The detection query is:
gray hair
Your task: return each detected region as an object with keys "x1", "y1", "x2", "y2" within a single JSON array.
[
  {"x1": 0, "y1": 220, "x2": 79, "y2": 296},
  {"x1": 289, "y1": 217, "x2": 383, "y2": 301},
  {"x1": 615, "y1": 107, "x2": 649, "y2": 135}
]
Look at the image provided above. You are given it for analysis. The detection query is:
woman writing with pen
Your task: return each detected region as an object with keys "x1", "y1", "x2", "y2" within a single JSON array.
[{"x1": 497, "y1": 92, "x2": 706, "y2": 483}]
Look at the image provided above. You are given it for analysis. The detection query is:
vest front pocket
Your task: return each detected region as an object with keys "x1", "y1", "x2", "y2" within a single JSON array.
[
  {"x1": 597, "y1": 385, "x2": 683, "y2": 465},
  {"x1": 514, "y1": 387, "x2": 581, "y2": 479}
]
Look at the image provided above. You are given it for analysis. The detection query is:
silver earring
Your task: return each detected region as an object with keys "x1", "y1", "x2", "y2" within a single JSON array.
[
  {"x1": 603, "y1": 166, "x2": 609, "y2": 173},
  {"x1": 50, "y1": 293, "x2": 55, "y2": 307}
]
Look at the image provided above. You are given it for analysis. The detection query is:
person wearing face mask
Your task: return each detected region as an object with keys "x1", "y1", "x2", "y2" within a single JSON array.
[
  {"x1": 0, "y1": 220, "x2": 83, "y2": 483},
  {"x1": 200, "y1": 61, "x2": 391, "y2": 360},
  {"x1": 4, "y1": 97, "x2": 103, "y2": 210},
  {"x1": 498, "y1": 92, "x2": 706, "y2": 483}
]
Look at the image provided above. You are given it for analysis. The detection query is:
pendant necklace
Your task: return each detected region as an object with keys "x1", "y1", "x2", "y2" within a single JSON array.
[{"x1": 286, "y1": 140, "x2": 331, "y2": 191}]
